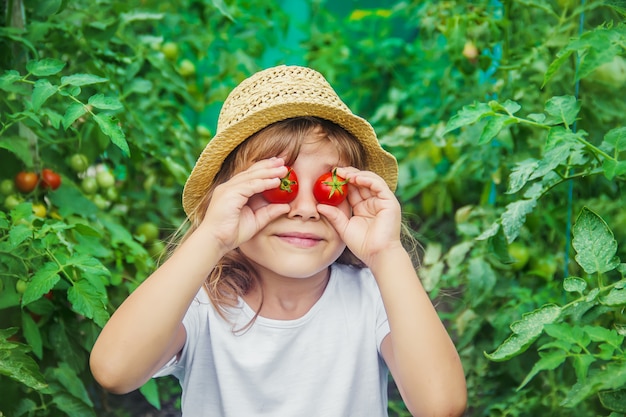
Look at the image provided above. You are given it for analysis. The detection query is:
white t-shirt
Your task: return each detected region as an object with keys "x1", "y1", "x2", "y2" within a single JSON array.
[{"x1": 154, "y1": 263, "x2": 391, "y2": 416}]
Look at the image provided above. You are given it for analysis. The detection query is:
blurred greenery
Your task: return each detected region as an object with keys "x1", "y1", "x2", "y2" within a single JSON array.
[{"x1": 1, "y1": 0, "x2": 626, "y2": 416}]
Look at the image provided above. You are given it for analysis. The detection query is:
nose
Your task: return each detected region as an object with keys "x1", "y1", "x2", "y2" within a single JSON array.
[{"x1": 287, "y1": 182, "x2": 320, "y2": 220}]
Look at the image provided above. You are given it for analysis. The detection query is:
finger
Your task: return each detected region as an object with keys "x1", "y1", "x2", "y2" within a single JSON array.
[{"x1": 317, "y1": 204, "x2": 350, "y2": 235}]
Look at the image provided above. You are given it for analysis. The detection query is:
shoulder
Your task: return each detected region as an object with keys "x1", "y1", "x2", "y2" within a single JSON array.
[{"x1": 330, "y1": 263, "x2": 381, "y2": 299}]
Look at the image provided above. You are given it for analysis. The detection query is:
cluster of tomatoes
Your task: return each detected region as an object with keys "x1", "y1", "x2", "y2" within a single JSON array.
[
  {"x1": 1, "y1": 167, "x2": 64, "y2": 216},
  {"x1": 262, "y1": 167, "x2": 349, "y2": 206},
  {"x1": 13, "y1": 168, "x2": 62, "y2": 193}
]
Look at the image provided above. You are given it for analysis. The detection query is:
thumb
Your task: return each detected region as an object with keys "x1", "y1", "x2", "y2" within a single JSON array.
[
  {"x1": 317, "y1": 204, "x2": 350, "y2": 237},
  {"x1": 255, "y1": 203, "x2": 291, "y2": 229}
]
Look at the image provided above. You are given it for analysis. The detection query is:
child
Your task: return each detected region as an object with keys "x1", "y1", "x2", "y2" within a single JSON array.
[{"x1": 90, "y1": 65, "x2": 467, "y2": 416}]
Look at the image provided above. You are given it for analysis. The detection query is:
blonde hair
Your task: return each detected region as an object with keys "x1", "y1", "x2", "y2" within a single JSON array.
[{"x1": 176, "y1": 117, "x2": 367, "y2": 321}]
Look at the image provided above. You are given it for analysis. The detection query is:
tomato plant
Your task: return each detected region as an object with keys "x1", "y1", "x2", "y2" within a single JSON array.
[
  {"x1": 313, "y1": 169, "x2": 348, "y2": 206},
  {"x1": 14, "y1": 171, "x2": 39, "y2": 193},
  {"x1": 262, "y1": 166, "x2": 299, "y2": 203},
  {"x1": 40, "y1": 168, "x2": 61, "y2": 190}
]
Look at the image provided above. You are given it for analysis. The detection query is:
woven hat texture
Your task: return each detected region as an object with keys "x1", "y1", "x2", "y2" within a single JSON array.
[{"x1": 182, "y1": 65, "x2": 398, "y2": 217}]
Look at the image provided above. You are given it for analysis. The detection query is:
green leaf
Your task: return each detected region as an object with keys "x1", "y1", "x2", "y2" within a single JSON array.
[
  {"x1": 562, "y1": 362, "x2": 626, "y2": 407},
  {"x1": 0, "y1": 135, "x2": 33, "y2": 166},
  {"x1": 478, "y1": 114, "x2": 517, "y2": 145},
  {"x1": 501, "y1": 198, "x2": 538, "y2": 243},
  {"x1": 563, "y1": 277, "x2": 587, "y2": 294},
  {"x1": 21, "y1": 311, "x2": 43, "y2": 359},
  {"x1": 67, "y1": 279, "x2": 109, "y2": 327},
  {"x1": 529, "y1": 142, "x2": 573, "y2": 181},
  {"x1": 572, "y1": 354, "x2": 597, "y2": 381},
  {"x1": 60, "y1": 73, "x2": 108, "y2": 87},
  {"x1": 572, "y1": 207, "x2": 620, "y2": 274},
  {"x1": 64, "y1": 253, "x2": 110, "y2": 279},
  {"x1": 48, "y1": 363, "x2": 94, "y2": 407},
  {"x1": 544, "y1": 324, "x2": 589, "y2": 347},
  {"x1": 0, "y1": 329, "x2": 48, "y2": 391},
  {"x1": 485, "y1": 304, "x2": 562, "y2": 361},
  {"x1": 443, "y1": 102, "x2": 492, "y2": 134},
  {"x1": 62, "y1": 102, "x2": 88, "y2": 130},
  {"x1": 50, "y1": 390, "x2": 96, "y2": 417},
  {"x1": 8, "y1": 223, "x2": 32, "y2": 248},
  {"x1": 0, "y1": 70, "x2": 22, "y2": 91},
  {"x1": 598, "y1": 390, "x2": 626, "y2": 413},
  {"x1": 544, "y1": 95, "x2": 581, "y2": 127},
  {"x1": 467, "y1": 258, "x2": 496, "y2": 307},
  {"x1": 583, "y1": 325, "x2": 624, "y2": 347},
  {"x1": 604, "y1": 127, "x2": 626, "y2": 153},
  {"x1": 93, "y1": 114, "x2": 130, "y2": 156},
  {"x1": 602, "y1": 159, "x2": 626, "y2": 181},
  {"x1": 601, "y1": 285, "x2": 626, "y2": 306},
  {"x1": 87, "y1": 93, "x2": 123, "y2": 110},
  {"x1": 517, "y1": 350, "x2": 567, "y2": 390},
  {"x1": 210, "y1": 0, "x2": 235, "y2": 21},
  {"x1": 32, "y1": 79, "x2": 58, "y2": 111},
  {"x1": 26, "y1": 58, "x2": 65, "y2": 76},
  {"x1": 139, "y1": 378, "x2": 162, "y2": 410},
  {"x1": 21, "y1": 263, "x2": 60, "y2": 306},
  {"x1": 507, "y1": 159, "x2": 538, "y2": 194},
  {"x1": 543, "y1": 49, "x2": 574, "y2": 87}
]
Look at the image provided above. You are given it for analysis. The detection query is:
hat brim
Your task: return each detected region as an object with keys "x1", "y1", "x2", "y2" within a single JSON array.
[{"x1": 182, "y1": 102, "x2": 397, "y2": 218}]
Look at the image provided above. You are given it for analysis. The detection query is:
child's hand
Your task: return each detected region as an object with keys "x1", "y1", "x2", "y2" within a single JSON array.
[
  {"x1": 317, "y1": 167, "x2": 403, "y2": 268},
  {"x1": 198, "y1": 158, "x2": 291, "y2": 254}
]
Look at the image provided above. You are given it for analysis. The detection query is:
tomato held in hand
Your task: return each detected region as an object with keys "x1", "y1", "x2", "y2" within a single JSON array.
[
  {"x1": 15, "y1": 171, "x2": 39, "y2": 193},
  {"x1": 313, "y1": 168, "x2": 349, "y2": 206},
  {"x1": 40, "y1": 168, "x2": 62, "y2": 190},
  {"x1": 262, "y1": 167, "x2": 298, "y2": 203}
]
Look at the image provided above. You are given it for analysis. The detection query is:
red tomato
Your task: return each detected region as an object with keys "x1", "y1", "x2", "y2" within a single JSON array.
[
  {"x1": 262, "y1": 167, "x2": 298, "y2": 203},
  {"x1": 313, "y1": 169, "x2": 349, "y2": 206},
  {"x1": 15, "y1": 171, "x2": 39, "y2": 193},
  {"x1": 40, "y1": 168, "x2": 62, "y2": 190}
]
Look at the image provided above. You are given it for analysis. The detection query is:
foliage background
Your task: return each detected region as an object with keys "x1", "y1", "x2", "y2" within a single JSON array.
[{"x1": 1, "y1": 0, "x2": 626, "y2": 416}]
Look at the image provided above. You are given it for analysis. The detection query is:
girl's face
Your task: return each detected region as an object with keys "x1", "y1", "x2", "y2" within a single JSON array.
[{"x1": 238, "y1": 133, "x2": 351, "y2": 281}]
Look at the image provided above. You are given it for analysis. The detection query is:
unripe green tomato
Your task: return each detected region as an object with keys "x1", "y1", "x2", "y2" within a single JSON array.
[
  {"x1": 96, "y1": 170, "x2": 116, "y2": 189},
  {"x1": 105, "y1": 186, "x2": 119, "y2": 201},
  {"x1": 69, "y1": 153, "x2": 90, "y2": 173},
  {"x1": 15, "y1": 279, "x2": 28, "y2": 294},
  {"x1": 161, "y1": 42, "x2": 179, "y2": 60},
  {"x1": 147, "y1": 240, "x2": 166, "y2": 258},
  {"x1": 91, "y1": 194, "x2": 110, "y2": 210},
  {"x1": 508, "y1": 242, "x2": 530, "y2": 271},
  {"x1": 178, "y1": 59, "x2": 196, "y2": 77},
  {"x1": 196, "y1": 125, "x2": 212, "y2": 138},
  {"x1": 4, "y1": 194, "x2": 22, "y2": 210},
  {"x1": 0, "y1": 179, "x2": 16, "y2": 195},
  {"x1": 135, "y1": 222, "x2": 160, "y2": 243},
  {"x1": 81, "y1": 177, "x2": 99, "y2": 195}
]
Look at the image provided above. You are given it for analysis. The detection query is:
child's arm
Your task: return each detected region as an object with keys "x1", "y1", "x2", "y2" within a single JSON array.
[
  {"x1": 90, "y1": 158, "x2": 291, "y2": 394},
  {"x1": 319, "y1": 168, "x2": 467, "y2": 417}
]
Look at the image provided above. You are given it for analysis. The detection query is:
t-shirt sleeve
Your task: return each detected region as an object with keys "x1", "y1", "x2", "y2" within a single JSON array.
[{"x1": 152, "y1": 289, "x2": 208, "y2": 379}]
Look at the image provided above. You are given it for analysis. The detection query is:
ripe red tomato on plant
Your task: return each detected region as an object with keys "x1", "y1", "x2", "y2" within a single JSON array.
[
  {"x1": 313, "y1": 168, "x2": 349, "y2": 206},
  {"x1": 15, "y1": 171, "x2": 39, "y2": 193},
  {"x1": 262, "y1": 166, "x2": 298, "y2": 203},
  {"x1": 40, "y1": 168, "x2": 61, "y2": 190}
]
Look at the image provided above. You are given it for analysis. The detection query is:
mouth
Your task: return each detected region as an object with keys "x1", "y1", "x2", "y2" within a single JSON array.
[{"x1": 275, "y1": 232, "x2": 323, "y2": 248}]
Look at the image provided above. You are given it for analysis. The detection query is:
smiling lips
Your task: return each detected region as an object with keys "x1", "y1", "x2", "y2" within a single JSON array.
[{"x1": 276, "y1": 232, "x2": 323, "y2": 248}]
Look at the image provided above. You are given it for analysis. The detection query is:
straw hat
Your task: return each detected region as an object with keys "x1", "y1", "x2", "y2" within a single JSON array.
[{"x1": 182, "y1": 65, "x2": 398, "y2": 217}]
